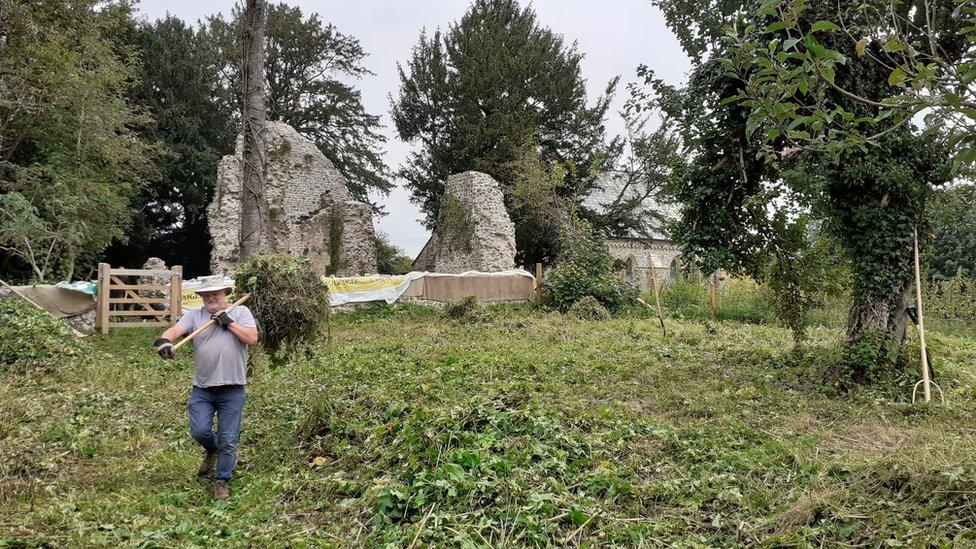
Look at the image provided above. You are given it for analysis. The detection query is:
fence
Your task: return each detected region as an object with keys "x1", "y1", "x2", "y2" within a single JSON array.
[{"x1": 95, "y1": 263, "x2": 183, "y2": 334}]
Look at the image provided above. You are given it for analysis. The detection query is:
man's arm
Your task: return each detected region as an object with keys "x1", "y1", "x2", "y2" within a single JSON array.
[
  {"x1": 154, "y1": 323, "x2": 189, "y2": 359},
  {"x1": 227, "y1": 321, "x2": 258, "y2": 346},
  {"x1": 160, "y1": 323, "x2": 189, "y2": 342},
  {"x1": 212, "y1": 306, "x2": 259, "y2": 346}
]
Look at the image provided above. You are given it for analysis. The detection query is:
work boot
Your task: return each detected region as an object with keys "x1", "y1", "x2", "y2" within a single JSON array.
[
  {"x1": 197, "y1": 451, "x2": 216, "y2": 477},
  {"x1": 212, "y1": 480, "x2": 230, "y2": 501}
]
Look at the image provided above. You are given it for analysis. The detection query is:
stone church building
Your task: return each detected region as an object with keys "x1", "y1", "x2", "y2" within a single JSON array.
[{"x1": 583, "y1": 172, "x2": 682, "y2": 291}]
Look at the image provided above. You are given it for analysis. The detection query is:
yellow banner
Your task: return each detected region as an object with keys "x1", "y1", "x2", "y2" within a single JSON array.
[
  {"x1": 179, "y1": 275, "x2": 408, "y2": 310},
  {"x1": 181, "y1": 289, "x2": 203, "y2": 309},
  {"x1": 322, "y1": 275, "x2": 406, "y2": 294}
]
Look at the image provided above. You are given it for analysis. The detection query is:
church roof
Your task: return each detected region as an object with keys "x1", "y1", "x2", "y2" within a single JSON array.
[{"x1": 581, "y1": 171, "x2": 678, "y2": 241}]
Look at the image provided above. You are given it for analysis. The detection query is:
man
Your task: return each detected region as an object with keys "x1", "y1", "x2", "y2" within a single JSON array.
[{"x1": 153, "y1": 281, "x2": 259, "y2": 501}]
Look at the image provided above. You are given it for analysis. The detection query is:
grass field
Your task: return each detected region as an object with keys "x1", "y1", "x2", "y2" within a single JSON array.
[{"x1": 3, "y1": 303, "x2": 976, "y2": 547}]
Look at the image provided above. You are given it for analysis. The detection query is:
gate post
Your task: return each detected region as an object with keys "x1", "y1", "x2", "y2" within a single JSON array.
[
  {"x1": 97, "y1": 263, "x2": 111, "y2": 334},
  {"x1": 170, "y1": 266, "x2": 183, "y2": 325}
]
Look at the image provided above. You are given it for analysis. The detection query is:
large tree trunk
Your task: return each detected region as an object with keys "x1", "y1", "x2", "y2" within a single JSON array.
[
  {"x1": 845, "y1": 271, "x2": 912, "y2": 383},
  {"x1": 240, "y1": 0, "x2": 268, "y2": 260},
  {"x1": 823, "y1": 137, "x2": 931, "y2": 385},
  {"x1": 839, "y1": 212, "x2": 918, "y2": 384}
]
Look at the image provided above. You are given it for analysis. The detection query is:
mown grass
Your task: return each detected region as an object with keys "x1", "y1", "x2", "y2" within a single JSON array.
[{"x1": 2, "y1": 302, "x2": 976, "y2": 547}]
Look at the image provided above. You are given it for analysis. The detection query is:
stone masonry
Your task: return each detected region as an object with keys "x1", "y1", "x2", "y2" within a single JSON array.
[
  {"x1": 608, "y1": 238, "x2": 682, "y2": 290},
  {"x1": 413, "y1": 171, "x2": 516, "y2": 273},
  {"x1": 208, "y1": 121, "x2": 377, "y2": 276}
]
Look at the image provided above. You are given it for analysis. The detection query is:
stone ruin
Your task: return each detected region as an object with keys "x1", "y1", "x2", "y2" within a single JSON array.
[
  {"x1": 208, "y1": 121, "x2": 377, "y2": 276},
  {"x1": 413, "y1": 171, "x2": 516, "y2": 273}
]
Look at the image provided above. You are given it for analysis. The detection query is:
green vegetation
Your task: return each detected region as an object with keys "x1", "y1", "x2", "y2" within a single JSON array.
[
  {"x1": 436, "y1": 195, "x2": 475, "y2": 253},
  {"x1": 105, "y1": 14, "x2": 236, "y2": 278},
  {"x1": 391, "y1": 0, "x2": 621, "y2": 264},
  {"x1": 204, "y1": 2, "x2": 393, "y2": 207},
  {"x1": 0, "y1": 299, "x2": 87, "y2": 374},
  {"x1": 541, "y1": 220, "x2": 641, "y2": 314},
  {"x1": 3, "y1": 304, "x2": 976, "y2": 545},
  {"x1": 642, "y1": 0, "x2": 952, "y2": 381},
  {"x1": 234, "y1": 254, "x2": 331, "y2": 357},
  {"x1": 659, "y1": 278, "x2": 777, "y2": 325},
  {"x1": 0, "y1": 0, "x2": 160, "y2": 282},
  {"x1": 442, "y1": 295, "x2": 482, "y2": 321},
  {"x1": 375, "y1": 232, "x2": 414, "y2": 275},
  {"x1": 326, "y1": 208, "x2": 344, "y2": 277},
  {"x1": 927, "y1": 185, "x2": 976, "y2": 282},
  {"x1": 567, "y1": 295, "x2": 611, "y2": 321},
  {"x1": 926, "y1": 271, "x2": 976, "y2": 331}
]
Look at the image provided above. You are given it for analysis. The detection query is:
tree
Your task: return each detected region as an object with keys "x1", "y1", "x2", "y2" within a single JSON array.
[
  {"x1": 240, "y1": 0, "x2": 269, "y2": 259},
  {"x1": 582, "y1": 110, "x2": 682, "y2": 241},
  {"x1": 391, "y1": 0, "x2": 620, "y2": 264},
  {"x1": 374, "y1": 233, "x2": 414, "y2": 275},
  {"x1": 726, "y1": 1, "x2": 974, "y2": 169},
  {"x1": 0, "y1": 0, "x2": 159, "y2": 282},
  {"x1": 642, "y1": 0, "x2": 951, "y2": 380},
  {"x1": 104, "y1": 15, "x2": 236, "y2": 278},
  {"x1": 927, "y1": 184, "x2": 976, "y2": 281},
  {"x1": 205, "y1": 3, "x2": 391, "y2": 209}
]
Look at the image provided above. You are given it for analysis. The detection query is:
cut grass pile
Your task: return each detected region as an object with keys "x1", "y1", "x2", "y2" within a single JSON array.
[{"x1": 2, "y1": 303, "x2": 976, "y2": 546}]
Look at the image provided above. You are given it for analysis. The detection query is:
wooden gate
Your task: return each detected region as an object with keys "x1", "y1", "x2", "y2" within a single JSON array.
[{"x1": 95, "y1": 263, "x2": 183, "y2": 334}]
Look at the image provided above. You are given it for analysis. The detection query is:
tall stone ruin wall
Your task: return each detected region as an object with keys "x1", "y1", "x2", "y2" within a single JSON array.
[
  {"x1": 414, "y1": 171, "x2": 516, "y2": 273},
  {"x1": 208, "y1": 121, "x2": 376, "y2": 276}
]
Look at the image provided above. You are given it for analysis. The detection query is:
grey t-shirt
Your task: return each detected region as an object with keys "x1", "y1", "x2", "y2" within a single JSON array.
[{"x1": 177, "y1": 306, "x2": 257, "y2": 388}]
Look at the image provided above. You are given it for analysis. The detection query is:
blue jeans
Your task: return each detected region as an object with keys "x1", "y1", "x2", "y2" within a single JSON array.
[{"x1": 188, "y1": 385, "x2": 245, "y2": 481}]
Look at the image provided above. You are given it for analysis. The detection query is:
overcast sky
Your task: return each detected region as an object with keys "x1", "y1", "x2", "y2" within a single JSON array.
[{"x1": 134, "y1": 0, "x2": 691, "y2": 257}]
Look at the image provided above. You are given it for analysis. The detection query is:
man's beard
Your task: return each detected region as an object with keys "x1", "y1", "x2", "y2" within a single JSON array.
[{"x1": 204, "y1": 302, "x2": 222, "y2": 314}]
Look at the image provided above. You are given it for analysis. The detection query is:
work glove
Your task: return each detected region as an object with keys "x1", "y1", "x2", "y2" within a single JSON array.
[
  {"x1": 212, "y1": 310, "x2": 233, "y2": 330},
  {"x1": 154, "y1": 337, "x2": 174, "y2": 359}
]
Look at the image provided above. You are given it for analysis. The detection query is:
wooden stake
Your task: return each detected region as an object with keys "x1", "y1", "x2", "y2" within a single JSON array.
[
  {"x1": 708, "y1": 274, "x2": 717, "y2": 321},
  {"x1": 0, "y1": 278, "x2": 86, "y2": 338},
  {"x1": 535, "y1": 262, "x2": 543, "y2": 302},
  {"x1": 173, "y1": 293, "x2": 251, "y2": 351},
  {"x1": 647, "y1": 255, "x2": 666, "y2": 336},
  {"x1": 170, "y1": 266, "x2": 183, "y2": 325},
  {"x1": 913, "y1": 229, "x2": 932, "y2": 403},
  {"x1": 98, "y1": 262, "x2": 111, "y2": 334}
]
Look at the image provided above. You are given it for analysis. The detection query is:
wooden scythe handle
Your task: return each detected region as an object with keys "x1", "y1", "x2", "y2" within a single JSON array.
[{"x1": 172, "y1": 293, "x2": 251, "y2": 351}]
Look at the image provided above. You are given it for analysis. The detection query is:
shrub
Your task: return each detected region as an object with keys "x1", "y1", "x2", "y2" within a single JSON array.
[
  {"x1": 0, "y1": 298, "x2": 86, "y2": 373},
  {"x1": 567, "y1": 296, "x2": 611, "y2": 320},
  {"x1": 234, "y1": 254, "x2": 331, "y2": 358},
  {"x1": 715, "y1": 278, "x2": 777, "y2": 324},
  {"x1": 442, "y1": 295, "x2": 481, "y2": 320},
  {"x1": 375, "y1": 232, "x2": 414, "y2": 275},
  {"x1": 659, "y1": 278, "x2": 709, "y2": 318},
  {"x1": 541, "y1": 220, "x2": 641, "y2": 313}
]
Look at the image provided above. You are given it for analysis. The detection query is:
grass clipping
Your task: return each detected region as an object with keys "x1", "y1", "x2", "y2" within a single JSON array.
[
  {"x1": 0, "y1": 298, "x2": 87, "y2": 373},
  {"x1": 234, "y1": 254, "x2": 330, "y2": 359}
]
